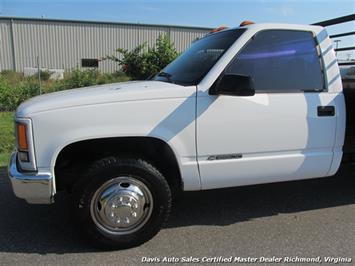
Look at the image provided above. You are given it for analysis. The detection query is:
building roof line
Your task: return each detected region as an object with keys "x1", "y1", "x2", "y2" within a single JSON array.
[{"x1": 0, "y1": 16, "x2": 213, "y2": 31}]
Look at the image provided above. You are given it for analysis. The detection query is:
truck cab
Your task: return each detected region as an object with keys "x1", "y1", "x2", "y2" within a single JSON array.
[{"x1": 8, "y1": 23, "x2": 346, "y2": 249}]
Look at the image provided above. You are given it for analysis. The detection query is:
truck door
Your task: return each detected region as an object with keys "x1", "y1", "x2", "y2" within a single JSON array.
[{"x1": 197, "y1": 29, "x2": 338, "y2": 189}]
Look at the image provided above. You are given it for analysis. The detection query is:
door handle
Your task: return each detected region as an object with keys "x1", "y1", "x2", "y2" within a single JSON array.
[{"x1": 317, "y1": 106, "x2": 335, "y2": 117}]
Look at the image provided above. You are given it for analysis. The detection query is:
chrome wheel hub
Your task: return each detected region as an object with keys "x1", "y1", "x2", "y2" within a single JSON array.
[
  {"x1": 105, "y1": 192, "x2": 143, "y2": 226},
  {"x1": 90, "y1": 176, "x2": 153, "y2": 234}
]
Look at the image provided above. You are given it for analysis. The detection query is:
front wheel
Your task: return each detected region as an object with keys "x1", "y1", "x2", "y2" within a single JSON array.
[{"x1": 74, "y1": 157, "x2": 172, "y2": 249}]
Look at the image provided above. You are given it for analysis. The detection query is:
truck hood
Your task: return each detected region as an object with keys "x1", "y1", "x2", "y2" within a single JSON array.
[{"x1": 17, "y1": 81, "x2": 195, "y2": 116}]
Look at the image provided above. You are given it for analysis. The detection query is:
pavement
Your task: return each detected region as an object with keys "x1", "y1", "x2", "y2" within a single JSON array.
[{"x1": 0, "y1": 165, "x2": 355, "y2": 265}]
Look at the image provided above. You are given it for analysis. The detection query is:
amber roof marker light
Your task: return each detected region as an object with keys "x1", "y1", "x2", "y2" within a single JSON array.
[
  {"x1": 210, "y1": 26, "x2": 228, "y2": 33},
  {"x1": 210, "y1": 21, "x2": 255, "y2": 34},
  {"x1": 240, "y1": 21, "x2": 255, "y2": 27}
]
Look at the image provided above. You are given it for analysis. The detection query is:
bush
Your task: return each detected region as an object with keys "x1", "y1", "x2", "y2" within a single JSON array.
[
  {"x1": 0, "y1": 70, "x2": 25, "y2": 86},
  {"x1": 32, "y1": 70, "x2": 52, "y2": 81},
  {"x1": 0, "y1": 76, "x2": 40, "y2": 111},
  {"x1": 0, "y1": 69, "x2": 130, "y2": 111},
  {"x1": 0, "y1": 112, "x2": 15, "y2": 166},
  {"x1": 0, "y1": 77, "x2": 12, "y2": 111},
  {"x1": 146, "y1": 35, "x2": 179, "y2": 76},
  {"x1": 96, "y1": 71, "x2": 130, "y2": 85},
  {"x1": 105, "y1": 35, "x2": 178, "y2": 80},
  {"x1": 17, "y1": 80, "x2": 41, "y2": 102},
  {"x1": 51, "y1": 69, "x2": 99, "y2": 91},
  {"x1": 52, "y1": 69, "x2": 130, "y2": 91}
]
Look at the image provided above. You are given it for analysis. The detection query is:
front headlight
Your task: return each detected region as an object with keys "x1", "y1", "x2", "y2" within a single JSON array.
[{"x1": 15, "y1": 118, "x2": 37, "y2": 171}]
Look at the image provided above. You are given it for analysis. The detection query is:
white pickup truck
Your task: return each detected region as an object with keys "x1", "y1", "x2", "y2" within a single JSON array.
[{"x1": 8, "y1": 22, "x2": 348, "y2": 249}]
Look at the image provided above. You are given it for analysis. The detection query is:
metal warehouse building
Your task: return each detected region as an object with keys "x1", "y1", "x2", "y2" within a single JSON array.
[{"x1": 0, "y1": 17, "x2": 211, "y2": 73}]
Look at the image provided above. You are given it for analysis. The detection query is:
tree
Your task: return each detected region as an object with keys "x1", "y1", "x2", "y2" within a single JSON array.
[{"x1": 105, "y1": 35, "x2": 178, "y2": 80}]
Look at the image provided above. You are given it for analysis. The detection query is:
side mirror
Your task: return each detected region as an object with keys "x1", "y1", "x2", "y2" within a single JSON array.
[{"x1": 211, "y1": 74, "x2": 255, "y2": 96}]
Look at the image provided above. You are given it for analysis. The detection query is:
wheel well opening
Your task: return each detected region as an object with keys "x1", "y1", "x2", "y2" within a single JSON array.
[{"x1": 54, "y1": 137, "x2": 183, "y2": 196}]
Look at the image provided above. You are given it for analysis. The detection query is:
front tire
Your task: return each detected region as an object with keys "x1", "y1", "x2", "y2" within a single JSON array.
[{"x1": 74, "y1": 157, "x2": 172, "y2": 249}]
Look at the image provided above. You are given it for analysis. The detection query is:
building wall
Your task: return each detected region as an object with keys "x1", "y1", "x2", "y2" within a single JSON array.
[
  {"x1": 0, "y1": 18, "x2": 211, "y2": 73},
  {"x1": 0, "y1": 20, "x2": 15, "y2": 70}
]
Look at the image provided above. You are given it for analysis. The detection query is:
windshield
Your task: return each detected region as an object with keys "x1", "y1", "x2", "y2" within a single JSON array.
[{"x1": 153, "y1": 29, "x2": 246, "y2": 86}]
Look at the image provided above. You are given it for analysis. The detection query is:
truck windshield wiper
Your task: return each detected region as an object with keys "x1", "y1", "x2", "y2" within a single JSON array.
[{"x1": 157, "y1": 71, "x2": 174, "y2": 83}]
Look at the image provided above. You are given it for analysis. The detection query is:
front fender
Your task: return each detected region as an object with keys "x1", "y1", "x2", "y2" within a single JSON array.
[{"x1": 31, "y1": 96, "x2": 201, "y2": 190}]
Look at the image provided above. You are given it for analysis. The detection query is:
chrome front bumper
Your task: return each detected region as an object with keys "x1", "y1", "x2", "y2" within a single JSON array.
[{"x1": 8, "y1": 152, "x2": 54, "y2": 204}]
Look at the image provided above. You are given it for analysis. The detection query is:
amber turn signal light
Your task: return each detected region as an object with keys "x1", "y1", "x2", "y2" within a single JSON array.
[{"x1": 17, "y1": 123, "x2": 28, "y2": 150}]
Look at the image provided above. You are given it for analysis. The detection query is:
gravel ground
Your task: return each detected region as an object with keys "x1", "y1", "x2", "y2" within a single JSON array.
[{"x1": 0, "y1": 165, "x2": 355, "y2": 265}]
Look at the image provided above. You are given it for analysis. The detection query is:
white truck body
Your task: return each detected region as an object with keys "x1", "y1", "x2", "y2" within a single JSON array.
[{"x1": 9, "y1": 23, "x2": 344, "y2": 202}]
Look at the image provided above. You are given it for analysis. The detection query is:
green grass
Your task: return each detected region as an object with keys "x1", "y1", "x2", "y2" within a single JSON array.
[{"x1": 0, "y1": 112, "x2": 14, "y2": 167}]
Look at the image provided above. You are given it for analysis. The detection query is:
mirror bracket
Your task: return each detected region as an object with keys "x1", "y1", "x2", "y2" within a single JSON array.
[{"x1": 209, "y1": 74, "x2": 255, "y2": 97}]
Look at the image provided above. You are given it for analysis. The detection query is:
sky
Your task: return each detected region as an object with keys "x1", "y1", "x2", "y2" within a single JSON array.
[{"x1": 0, "y1": 0, "x2": 354, "y2": 60}]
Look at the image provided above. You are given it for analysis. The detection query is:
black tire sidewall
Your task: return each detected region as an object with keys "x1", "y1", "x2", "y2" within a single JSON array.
[{"x1": 75, "y1": 158, "x2": 171, "y2": 249}]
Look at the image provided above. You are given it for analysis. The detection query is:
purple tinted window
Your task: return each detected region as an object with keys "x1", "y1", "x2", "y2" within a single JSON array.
[{"x1": 226, "y1": 30, "x2": 324, "y2": 92}]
